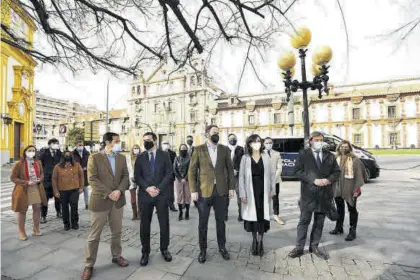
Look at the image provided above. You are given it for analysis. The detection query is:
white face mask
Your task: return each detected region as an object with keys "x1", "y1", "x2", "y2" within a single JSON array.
[
  {"x1": 265, "y1": 143, "x2": 273, "y2": 151},
  {"x1": 112, "y1": 143, "x2": 121, "y2": 153},
  {"x1": 250, "y1": 142, "x2": 261, "y2": 151},
  {"x1": 133, "y1": 148, "x2": 140, "y2": 155},
  {"x1": 51, "y1": 144, "x2": 59, "y2": 150},
  {"x1": 313, "y1": 141, "x2": 323, "y2": 151},
  {"x1": 162, "y1": 144, "x2": 169, "y2": 151},
  {"x1": 26, "y1": 151, "x2": 36, "y2": 159}
]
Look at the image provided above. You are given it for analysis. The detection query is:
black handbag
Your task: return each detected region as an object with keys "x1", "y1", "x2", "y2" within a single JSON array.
[{"x1": 327, "y1": 199, "x2": 339, "y2": 221}]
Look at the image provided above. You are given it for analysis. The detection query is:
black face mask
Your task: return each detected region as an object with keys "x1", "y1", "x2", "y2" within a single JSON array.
[
  {"x1": 64, "y1": 155, "x2": 71, "y2": 161},
  {"x1": 187, "y1": 140, "x2": 193, "y2": 146},
  {"x1": 229, "y1": 139, "x2": 237, "y2": 146},
  {"x1": 180, "y1": 150, "x2": 188, "y2": 157},
  {"x1": 144, "y1": 141, "x2": 154, "y2": 151},
  {"x1": 210, "y1": 134, "x2": 219, "y2": 144}
]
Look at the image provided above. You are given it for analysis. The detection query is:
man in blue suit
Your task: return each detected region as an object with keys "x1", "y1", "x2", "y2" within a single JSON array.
[{"x1": 134, "y1": 132, "x2": 173, "y2": 266}]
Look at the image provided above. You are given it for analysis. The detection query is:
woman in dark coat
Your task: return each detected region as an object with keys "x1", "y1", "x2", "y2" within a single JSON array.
[
  {"x1": 11, "y1": 145, "x2": 48, "y2": 240},
  {"x1": 330, "y1": 140, "x2": 365, "y2": 241},
  {"x1": 173, "y1": 144, "x2": 191, "y2": 221}
]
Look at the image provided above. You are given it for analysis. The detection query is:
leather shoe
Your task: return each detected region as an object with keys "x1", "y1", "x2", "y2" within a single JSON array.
[
  {"x1": 81, "y1": 267, "x2": 92, "y2": 280},
  {"x1": 72, "y1": 224, "x2": 79, "y2": 230},
  {"x1": 64, "y1": 224, "x2": 71, "y2": 231},
  {"x1": 237, "y1": 216, "x2": 243, "y2": 222},
  {"x1": 219, "y1": 248, "x2": 230, "y2": 260},
  {"x1": 112, "y1": 256, "x2": 129, "y2": 267},
  {"x1": 140, "y1": 254, "x2": 149, "y2": 266},
  {"x1": 40, "y1": 216, "x2": 47, "y2": 224},
  {"x1": 288, "y1": 247, "x2": 304, "y2": 258},
  {"x1": 161, "y1": 250, "x2": 172, "y2": 262},
  {"x1": 329, "y1": 227, "x2": 344, "y2": 235},
  {"x1": 309, "y1": 247, "x2": 329, "y2": 260},
  {"x1": 169, "y1": 204, "x2": 178, "y2": 212},
  {"x1": 198, "y1": 250, "x2": 206, "y2": 263}
]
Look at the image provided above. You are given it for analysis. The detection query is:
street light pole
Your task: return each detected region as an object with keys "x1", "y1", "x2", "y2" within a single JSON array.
[
  {"x1": 299, "y1": 49, "x2": 311, "y2": 144},
  {"x1": 106, "y1": 79, "x2": 110, "y2": 133}
]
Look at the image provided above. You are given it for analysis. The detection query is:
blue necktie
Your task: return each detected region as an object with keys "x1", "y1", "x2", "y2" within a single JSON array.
[{"x1": 150, "y1": 152, "x2": 155, "y2": 172}]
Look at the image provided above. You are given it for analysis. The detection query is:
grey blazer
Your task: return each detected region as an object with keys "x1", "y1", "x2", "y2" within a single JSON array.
[{"x1": 238, "y1": 153, "x2": 276, "y2": 221}]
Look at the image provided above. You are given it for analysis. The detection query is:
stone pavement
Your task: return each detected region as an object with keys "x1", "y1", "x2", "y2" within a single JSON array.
[{"x1": 1, "y1": 159, "x2": 420, "y2": 279}]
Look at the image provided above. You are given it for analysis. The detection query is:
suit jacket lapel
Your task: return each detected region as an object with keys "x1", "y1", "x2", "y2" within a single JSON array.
[
  {"x1": 115, "y1": 154, "x2": 121, "y2": 178},
  {"x1": 203, "y1": 144, "x2": 215, "y2": 170},
  {"x1": 102, "y1": 153, "x2": 115, "y2": 177},
  {"x1": 215, "y1": 145, "x2": 224, "y2": 169}
]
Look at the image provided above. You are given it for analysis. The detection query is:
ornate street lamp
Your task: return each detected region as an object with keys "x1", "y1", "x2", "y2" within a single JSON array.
[
  {"x1": 1, "y1": 113, "x2": 13, "y2": 125},
  {"x1": 278, "y1": 27, "x2": 332, "y2": 146}
]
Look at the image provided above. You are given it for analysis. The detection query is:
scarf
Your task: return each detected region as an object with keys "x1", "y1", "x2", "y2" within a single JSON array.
[
  {"x1": 337, "y1": 155, "x2": 354, "y2": 179},
  {"x1": 24, "y1": 159, "x2": 40, "y2": 182}
]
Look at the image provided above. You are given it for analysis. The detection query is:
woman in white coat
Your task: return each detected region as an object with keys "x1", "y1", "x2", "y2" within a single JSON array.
[
  {"x1": 126, "y1": 144, "x2": 141, "y2": 220},
  {"x1": 239, "y1": 134, "x2": 276, "y2": 256}
]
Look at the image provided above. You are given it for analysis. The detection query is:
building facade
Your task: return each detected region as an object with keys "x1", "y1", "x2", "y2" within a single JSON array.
[
  {"x1": 212, "y1": 78, "x2": 420, "y2": 149},
  {"x1": 127, "y1": 59, "x2": 222, "y2": 148},
  {"x1": 33, "y1": 91, "x2": 98, "y2": 149},
  {"x1": 56, "y1": 109, "x2": 130, "y2": 151},
  {"x1": 1, "y1": 0, "x2": 37, "y2": 164},
  {"x1": 128, "y1": 72, "x2": 420, "y2": 150}
]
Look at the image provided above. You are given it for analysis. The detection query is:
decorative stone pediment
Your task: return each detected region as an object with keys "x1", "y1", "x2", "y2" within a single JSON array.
[
  {"x1": 271, "y1": 98, "x2": 283, "y2": 110},
  {"x1": 350, "y1": 96, "x2": 364, "y2": 105},
  {"x1": 246, "y1": 100, "x2": 256, "y2": 112},
  {"x1": 386, "y1": 93, "x2": 400, "y2": 103}
]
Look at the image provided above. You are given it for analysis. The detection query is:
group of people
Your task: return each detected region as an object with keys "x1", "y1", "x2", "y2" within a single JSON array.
[{"x1": 10, "y1": 126, "x2": 365, "y2": 280}]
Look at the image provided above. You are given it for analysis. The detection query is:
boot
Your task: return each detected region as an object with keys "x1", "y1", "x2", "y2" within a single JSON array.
[
  {"x1": 345, "y1": 226, "x2": 356, "y2": 241},
  {"x1": 169, "y1": 203, "x2": 178, "y2": 212},
  {"x1": 131, "y1": 203, "x2": 139, "y2": 220},
  {"x1": 251, "y1": 233, "x2": 258, "y2": 256},
  {"x1": 178, "y1": 204, "x2": 183, "y2": 221},
  {"x1": 258, "y1": 233, "x2": 264, "y2": 256},
  {"x1": 329, "y1": 225, "x2": 344, "y2": 235},
  {"x1": 185, "y1": 204, "x2": 190, "y2": 220}
]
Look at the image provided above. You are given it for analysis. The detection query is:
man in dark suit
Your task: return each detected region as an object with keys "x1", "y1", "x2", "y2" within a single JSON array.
[
  {"x1": 288, "y1": 131, "x2": 341, "y2": 260},
  {"x1": 188, "y1": 125, "x2": 235, "y2": 264},
  {"x1": 227, "y1": 133, "x2": 245, "y2": 221},
  {"x1": 135, "y1": 132, "x2": 173, "y2": 267},
  {"x1": 73, "y1": 140, "x2": 91, "y2": 210},
  {"x1": 161, "y1": 141, "x2": 178, "y2": 212},
  {"x1": 39, "y1": 138, "x2": 62, "y2": 223}
]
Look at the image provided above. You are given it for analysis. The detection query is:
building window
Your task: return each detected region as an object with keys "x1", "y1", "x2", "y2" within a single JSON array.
[
  {"x1": 167, "y1": 101, "x2": 172, "y2": 111},
  {"x1": 389, "y1": 132, "x2": 398, "y2": 146},
  {"x1": 274, "y1": 113, "x2": 281, "y2": 124},
  {"x1": 137, "y1": 85, "x2": 141, "y2": 95},
  {"x1": 248, "y1": 115, "x2": 255, "y2": 125},
  {"x1": 190, "y1": 112, "x2": 196, "y2": 122},
  {"x1": 352, "y1": 108, "x2": 360, "y2": 120},
  {"x1": 211, "y1": 118, "x2": 216, "y2": 125},
  {"x1": 388, "y1": 106, "x2": 396, "y2": 118},
  {"x1": 154, "y1": 103, "x2": 158, "y2": 113},
  {"x1": 132, "y1": 87, "x2": 135, "y2": 95},
  {"x1": 197, "y1": 75, "x2": 202, "y2": 86},
  {"x1": 353, "y1": 133, "x2": 363, "y2": 146},
  {"x1": 189, "y1": 94, "x2": 196, "y2": 104}
]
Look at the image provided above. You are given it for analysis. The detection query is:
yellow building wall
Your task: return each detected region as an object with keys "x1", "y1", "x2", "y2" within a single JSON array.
[{"x1": 1, "y1": 0, "x2": 37, "y2": 163}]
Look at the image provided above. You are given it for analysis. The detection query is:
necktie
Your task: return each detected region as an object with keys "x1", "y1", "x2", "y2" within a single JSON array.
[
  {"x1": 52, "y1": 151, "x2": 55, "y2": 158},
  {"x1": 268, "y1": 150, "x2": 271, "y2": 158},
  {"x1": 316, "y1": 151, "x2": 322, "y2": 169},
  {"x1": 150, "y1": 152, "x2": 155, "y2": 172}
]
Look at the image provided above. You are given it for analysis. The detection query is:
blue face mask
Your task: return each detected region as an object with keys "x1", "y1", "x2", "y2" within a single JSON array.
[
  {"x1": 77, "y1": 147, "x2": 83, "y2": 152},
  {"x1": 112, "y1": 143, "x2": 121, "y2": 153}
]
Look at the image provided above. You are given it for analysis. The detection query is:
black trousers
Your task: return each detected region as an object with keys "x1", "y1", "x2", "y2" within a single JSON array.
[
  {"x1": 41, "y1": 187, "x2": 61, "y2": 218},
  {"x1": 296, "y1": 209, "x2": 326, "y2": 250},
  {"x1": 272, "y1": 183, "x2": 280, "y2": 215},
  {"x1": 198, "y1": 187, "x2": 228, "y2": 250},
  {"x1": 140, "y1": 194, "x2": 170, "y2": 254},
  {"x1": 167, "y1": 179, "x2": 175, "y2": 205},
  {"x1": 60, "y1": 189, "x2": 79, "y2": 227},
  {"x1": 335, "y1": 197, "x2": 358, "y2": 228}
]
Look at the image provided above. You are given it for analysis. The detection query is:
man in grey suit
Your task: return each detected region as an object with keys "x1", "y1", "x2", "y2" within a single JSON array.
[{"x1": 288, "y1": 131, "x2": 340, "y2": 260}]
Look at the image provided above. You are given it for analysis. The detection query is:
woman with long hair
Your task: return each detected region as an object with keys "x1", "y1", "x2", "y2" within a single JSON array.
[
  {"x1": 52, "y1": 150, "x2": 84, "y2": 230},
  {"x1": 11, "y1": 145, "x2": 48, "y2": 240},
  {"x1": 126, "y1": 144, "x2": 141, "y2": 220},
  {"x1": 238, "y1": 134, "x2": 275, "y2": 256},
  {"x1": 173, "y1": 144, "x2": 191, "y2": 221},
  {"x1": 330, "y1": 140, "x2": 365, "y2": 241}
]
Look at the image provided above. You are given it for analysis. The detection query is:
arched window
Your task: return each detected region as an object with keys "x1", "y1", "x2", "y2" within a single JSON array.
[
  {"x1": 137, "y1": 85, "x2": 141, "y2": 95},
  {"x1": 191, "y1": 76, "x2": 197, "y2": 86}
]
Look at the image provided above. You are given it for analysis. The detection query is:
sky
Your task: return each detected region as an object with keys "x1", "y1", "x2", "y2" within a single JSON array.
[{"x1": 34, "y1": 0, "x2": 420, "y2": 110}]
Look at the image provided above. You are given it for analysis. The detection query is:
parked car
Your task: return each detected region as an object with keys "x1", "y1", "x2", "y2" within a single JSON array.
[{"x1": 272, "y1": 134, "x2": 380, "y2": 182}]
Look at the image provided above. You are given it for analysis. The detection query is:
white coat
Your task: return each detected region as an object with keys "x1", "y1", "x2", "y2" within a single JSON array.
[{"x1": 238, "y1": 153, "x2": 276, "y2": 222}]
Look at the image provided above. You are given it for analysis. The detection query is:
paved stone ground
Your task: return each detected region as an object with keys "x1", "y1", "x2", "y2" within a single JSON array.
[{"x1": 1, "y1": 156, "x2": 420, "y2": 279}]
